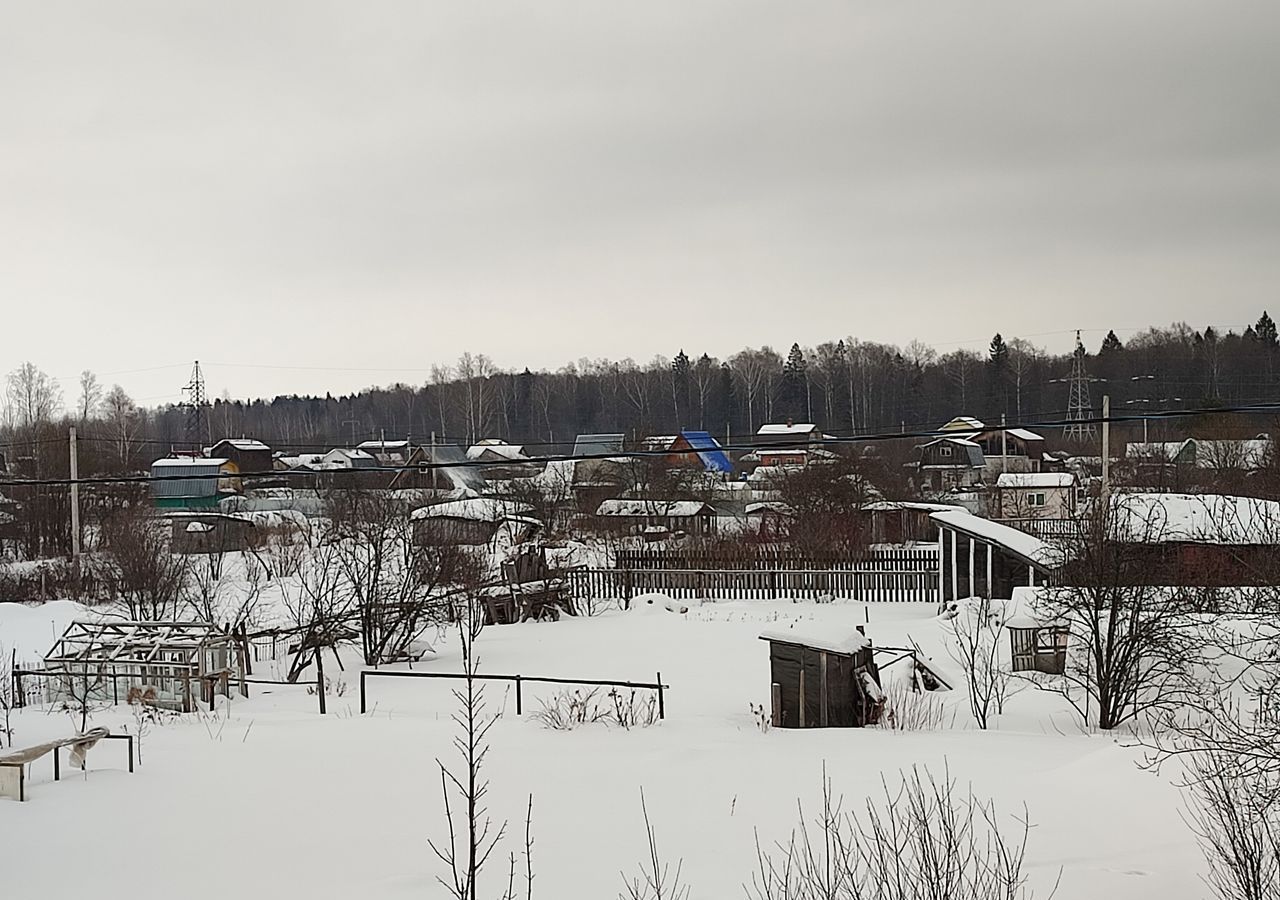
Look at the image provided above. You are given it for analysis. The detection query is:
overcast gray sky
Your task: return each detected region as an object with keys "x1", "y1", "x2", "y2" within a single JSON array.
[{"x1": 3, "y1": 1, "x2": 1278, "y2": 404}]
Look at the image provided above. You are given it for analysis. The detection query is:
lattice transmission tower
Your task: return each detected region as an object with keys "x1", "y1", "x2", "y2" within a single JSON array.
[
  {"x1": 1062, "y1": 331, "x2": 1097, "y2": 442},
  {"x1": 182, "y1": 360, "x2": 210, "y2": 451}
]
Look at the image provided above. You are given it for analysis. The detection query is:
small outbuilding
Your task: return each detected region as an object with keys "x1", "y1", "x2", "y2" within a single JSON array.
[
  {"x1": 1005, "y1": 614, "x2": 1070, "y2": 675},
  {"x1": 150, "y1": 457, "x2": 241, "y2": 509},
  {"x1": 931, "y1": 509, "x2": 1061, "y2": 602},
  {"x1": 410, "y1": 498, "x2": 539, "y2": 546},
  {"x1": 595, "y1": 499, "x2": 717, "y2": 537},
  {"x1": 42, "y1": 621, "x2": 245, "y2": 713},
  {"x1": 207, "y1": 438, "x2": 274, "y2": 474},
  {"x1": 759, "y1": 626, "x2": 883, "y2": 728},
  {"x1": 165, "y1": 511, "x2": 266, "y2": 554}
]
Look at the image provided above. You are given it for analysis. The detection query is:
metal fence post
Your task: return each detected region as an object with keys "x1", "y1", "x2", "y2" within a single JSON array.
[
  {"x1": 515, "y1": 675, "x2": 523, "y2": 715},
  {"x1": 13, "y1": 671, "x2": 23, "y2": 710},
  {"x1": 656, "y1": 671, "x2": 665, "y2": 720},
  {"x1": 359, "y1": 671, "x2": 367, "y2": 714}
]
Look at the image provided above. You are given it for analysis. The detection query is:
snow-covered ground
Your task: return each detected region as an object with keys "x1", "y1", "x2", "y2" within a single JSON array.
[{"x1": 0, "y1": 597, "x2": 1201, "y2": 899}]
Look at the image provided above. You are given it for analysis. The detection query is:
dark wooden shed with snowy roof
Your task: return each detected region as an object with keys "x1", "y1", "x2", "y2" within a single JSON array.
[{"x1": 759, "y1": 626, "x2": 883, "y2": 728}]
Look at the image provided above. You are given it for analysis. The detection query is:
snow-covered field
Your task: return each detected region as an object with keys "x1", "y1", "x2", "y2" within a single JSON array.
[{"x1": 0, "y1": 597, "x2": 1201, "y2": 899}]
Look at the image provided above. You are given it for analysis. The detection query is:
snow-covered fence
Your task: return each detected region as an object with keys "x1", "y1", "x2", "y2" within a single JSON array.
[
  {"x1": 614, "y1": 545, "x2": 938, "y2": 572},
  {"x1": 249, "y1": 633, "x2": 289, "y2": 663},
  {"x1": 568, "y1": 566, "x2": 938, "y2": 603},
  {"x1": 994, "y1": 517, "x2": 1084, "y2": 543}
]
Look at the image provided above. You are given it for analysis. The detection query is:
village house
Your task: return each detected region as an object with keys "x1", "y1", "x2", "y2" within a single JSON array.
[
  {"x1": 993, "y1": 472, "x2": 1078, "y2": 520},
  {"x1": 466, "y1": 439, "x2": 537, "y2": 479},
  {"x1": 754, "y1": 421, "x2": 827, "y2": 467},
  {"x1": 566, "y1": 433, "x2": 629, "y2": 513},
  {"x1": 915, "y1": 436, "x2": 985, "y2": 492},
  {"x1": 150, "y1": 457, "x2": 241, "y2": 509},
  {"x1": 640, "y1": 431, "x2": 734, "y2": 475},
  {"x1": 206, "y1": 438, "x2": 274, "y2": 474},
  {"x1": 389, "y1": 443, "x2": 487, "y2": 493},
  {"x1": 356, "y1": 438, "x2": 413, "y2": 467},
  {"x1": 1101, "y1": 492, "x2": 1280, "y2": 588},
  {"x1": 1124, "y1": 436, "x2": 1271, "y2": 489},
  {"x1": 938, "y1": 416, "x2": 1049, "y2": 479}
]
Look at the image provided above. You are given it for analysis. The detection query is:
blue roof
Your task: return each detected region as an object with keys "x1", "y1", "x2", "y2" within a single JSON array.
[{"x1": 681, "y1": 431, "x2": 734, "y2": 473}]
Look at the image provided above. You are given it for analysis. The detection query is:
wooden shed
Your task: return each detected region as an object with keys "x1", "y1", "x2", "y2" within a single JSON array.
[
  {"x1": 167, "y1": 512, "x2": 258, "y2": 554},
  {"x1": 1006, "y1": 614, "x2": 1069, "y2": 675},
  {"x1": 759, "y1": 626, "x2": 883, "y2": 728}
]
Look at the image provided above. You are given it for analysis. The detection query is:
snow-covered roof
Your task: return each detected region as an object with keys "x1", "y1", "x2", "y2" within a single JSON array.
[
  {"x1": 596, "y1": 499, "x2": 712, "y2": 518},
  {"x1": 278, "y1": 453, "x2": 326, "y2": 469},
  {"x1": 316, "y1": 448, "x2": 377, "y2": 469},
  {"x1": 466, "y1": 442, "x2": 528, "y2": 461},
  {"x1": 410, "y1": 498, "x2": 535, "y2": 523},
  {"x1": 640, "y1": 435, "x2": 679, "y2": 451},
  {"x1": 152, "y1": 457, "x2": 230, "y2": 469},
  {"x1": 940, "y1": 416, "x2": 985, "y2": 431},
  {"x1": 1108, "y1": 493, "x2": 1280, "y2": 545},
  {"x1": 211, "y1": 438, "x2": 271, "y2": 451},
  {"x1": 930, "y1": 509, "x2": 1059, "y2": 568},
  {"x1": 1004, "y1": 428, "x2": 1045, "y2": 442},
  {"x1": 745, "y1": 501, "x2": 792, "y2": 515},
  {"x1": 864, "y1": 500, "x2": 965, "y2": 512},
  {"x1": 758, "y1": 448, "x2": 810, "y2": 456},
  {"x1": 996, "y1": 473, "x2": 1076, "y2": 489},
  {"x1": 757, "y1": 422, "x2": 818, "y2": 436},
  {"x1": 759, "y1": 625, "x2": 870, "y2": 655},
  {"x1": 357, "y1": 439, "x2": 410, "y2": 451}
]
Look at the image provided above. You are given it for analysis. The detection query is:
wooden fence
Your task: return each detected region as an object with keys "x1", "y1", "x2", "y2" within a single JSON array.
[
  {"x1": 994, "y1": 518, "x2": 1084, "y2": 542},
  {"x1": 567, "y1": 566, "x2": 938, "y2": 604},
  {"x1": 613, "y1": 545, "x2": 938, "y2": 572}
]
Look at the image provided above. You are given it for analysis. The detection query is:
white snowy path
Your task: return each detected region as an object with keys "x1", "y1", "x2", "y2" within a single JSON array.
[{"x1": 0, "y1": 601, "x2": 1200, "y2": 899}]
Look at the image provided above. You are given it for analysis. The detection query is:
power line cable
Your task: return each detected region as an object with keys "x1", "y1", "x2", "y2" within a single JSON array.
[{"x1": 5, "y1": 400, "x2": 1280, "y2": 489}]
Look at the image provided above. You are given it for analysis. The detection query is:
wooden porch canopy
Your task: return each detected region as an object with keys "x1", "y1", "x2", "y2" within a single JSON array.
[{"x1": 929, "y1": 510, "x2": 1062, "y2": 604}]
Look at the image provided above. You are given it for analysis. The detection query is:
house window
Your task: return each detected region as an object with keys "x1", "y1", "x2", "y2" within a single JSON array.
[
  {"x1": 939, "y1": 445, "x2": 953, "y2": 458},
  {"x1": 1027, "y1": 492, "x2": 1046, "y2": 507}
]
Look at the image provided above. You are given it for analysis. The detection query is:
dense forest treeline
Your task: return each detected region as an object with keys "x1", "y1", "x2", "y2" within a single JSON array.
[{"x1": 5, "y1": 316, "x2": 1280, "y2": 477}]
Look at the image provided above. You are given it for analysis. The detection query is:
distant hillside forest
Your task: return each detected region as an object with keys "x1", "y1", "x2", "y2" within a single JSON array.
[{"x1": 5, "y1": 316, "x2": 1280, "y2": 477}]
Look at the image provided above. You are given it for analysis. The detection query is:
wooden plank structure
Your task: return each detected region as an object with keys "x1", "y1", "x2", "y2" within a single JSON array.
[
  {"x1": 614, "y1": 545, "x2": 938, "y2": 572},
  {"x1": 760, "y1": 626, "x2": 883, "y2": 728},
  {"x1": 38, "y1": 621, "x2": 245, "y2": 713},
  {"x1": 930, "y1": 510, "x2": 1059, "y2": 604},
  {"x1": 1007, "y1": 619, "x2": 1070, "y2": 675},
  {"x1": 483, "y1": 546, "x2": 578, "y2": 624},
  {"x1": 567, "y1": 565, "x2": 938, "y2": 604}
]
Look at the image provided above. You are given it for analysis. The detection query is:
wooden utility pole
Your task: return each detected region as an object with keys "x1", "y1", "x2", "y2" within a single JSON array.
[
  {"x1": 69, "y1": 425, "x2": 81, "y2": 564},
  {"x1": 1101, "y1": 395, "x2": 1111, "y2": 505}
]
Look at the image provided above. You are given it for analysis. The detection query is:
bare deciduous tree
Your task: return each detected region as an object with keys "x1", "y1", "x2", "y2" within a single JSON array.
[
  {"x1": 748, "y1": 766, "x2": 1050, "y2": 900},
  {"x1": 5, "y1": 361, "x2": 63, "y2": 430},
  {"x1": 1041, "y1": 496, "x2": 1204, "y2": 730},
  {"x1": 945, "y1": 599, "x2": 1018, "y2": 730},
  {"x1": 100, "y1": 506, "x2": 189, "y2": 621}
]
